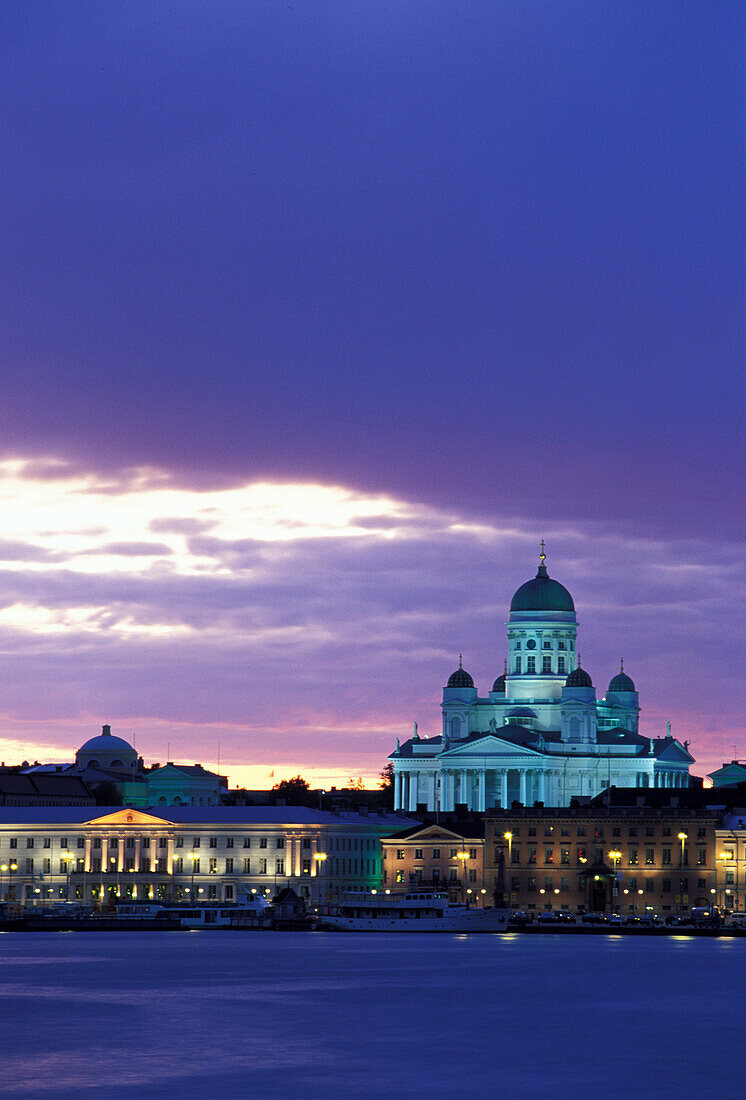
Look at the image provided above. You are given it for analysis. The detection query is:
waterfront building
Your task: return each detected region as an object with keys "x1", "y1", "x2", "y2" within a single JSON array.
[
  {"x1": 0, "y1": 805, "x2": 417, "y2": 908},
  {"x1": 715, "y1": 812, "x2": 746, "y2": 913},
  {"x1": 484, "y1": 797, "x2": 720, "y2": 915},
  {"x1": 391, "y1": 549, "x2": 694, "y2": 812},
  {"x1": 380, "y1": 820, "x2": 486, "y2": 904}
]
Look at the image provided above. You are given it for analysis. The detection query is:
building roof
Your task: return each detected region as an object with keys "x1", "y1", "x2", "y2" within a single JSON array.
[
  {"x1": 510, "y1": 564, "x2": 575, "y2": 613},
  {"x1": 566, "y1": 666, "x2": 593, "y2": 688},
  {"x1": 0, "y1": 772, "x2": 95, "y2": 804},
  {"x1": 446, "y1": 665, "x2": 474, "y2": 689},
  {"x1": 383, "y1": 817, "x2": 486, "y2": 841},
  {"x1": 0, "y1": 805, "x2": 421, "y2": 828},
  {"x1": 393, "y1": 724, "x2": 655, "y2": 758}
]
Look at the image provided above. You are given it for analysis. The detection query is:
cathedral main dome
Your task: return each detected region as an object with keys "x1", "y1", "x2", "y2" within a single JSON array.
[{"x1": 510, "y1": 563, "x2": 575, "y2": 613}]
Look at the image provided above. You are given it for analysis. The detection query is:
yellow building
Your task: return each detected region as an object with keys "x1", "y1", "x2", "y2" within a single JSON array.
[
  {"x1": 485, "y1": 804, "x2": 720, "y2": 916},
  {"x1": 381, "y1": 821, "x2": 487, "y2": 905}
]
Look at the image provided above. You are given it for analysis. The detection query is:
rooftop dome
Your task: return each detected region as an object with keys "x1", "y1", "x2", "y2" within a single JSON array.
[
  {"x1": 506, "y1": 707, "x2": 537, "y2": 718},
  {"x1": 609, "y1": 661, "x2": 635, "y2": 692},
  {"x1": 446, "y1": 656, "x2": 474, "y2": 689},
  {"x1": 76, "y1": 724, "x2": 138, "y2": 768},
  {"x1": 565, "y1": 666, "x2": 593, "y2": 688},
  {"x1": 510, "y1": 551, "x2": 574, "y2": 613},
  {"x1": 491, "y1": 672, "x2": 506, "y2": 693}
]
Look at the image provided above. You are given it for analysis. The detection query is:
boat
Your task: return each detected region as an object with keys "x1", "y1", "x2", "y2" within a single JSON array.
[{"x1": 317, "y1": 891, "x2": 510, "y2": 932}]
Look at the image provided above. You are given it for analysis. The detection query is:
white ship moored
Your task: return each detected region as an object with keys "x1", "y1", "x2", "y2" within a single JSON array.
[{"x1": 317, "y1": 891, "x2": 510, "y2": 932}]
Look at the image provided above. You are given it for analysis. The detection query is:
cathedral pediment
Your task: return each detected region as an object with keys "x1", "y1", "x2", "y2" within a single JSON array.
[{"x1": 442, "y1": 735, "x2": 542, "y2": 758}]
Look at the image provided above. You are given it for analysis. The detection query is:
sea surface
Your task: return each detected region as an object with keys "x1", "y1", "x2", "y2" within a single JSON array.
[{"x1": 0, "y1": 930, "x2": 742, "y2": 1099}]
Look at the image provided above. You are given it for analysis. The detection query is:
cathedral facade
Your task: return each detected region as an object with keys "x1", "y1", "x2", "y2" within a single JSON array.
[{"x1": 391, "y1": 551, "x2": 694, "y2": 811}]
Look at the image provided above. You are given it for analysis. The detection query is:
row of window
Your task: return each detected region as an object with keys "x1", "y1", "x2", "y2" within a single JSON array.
[
  {"x1": 513, "y1": 639, "x2": 573, "y2": 651},
  {"x1": 495, "y1": 845, "x2": 707, "y2": 866},
  {"x1": 388, "y1": 847, "x2": 478, "y2": 861},
  {"x1": 0, "y1": 835, "x2": 314, "y2": 851},
  {"x1": 9, "y1": 856, "x2": 376, "y2": 878},
  {"x1": 494, "y1": 825, "x2": 709, "y2": 840},
  {"x1": 514, "y1": 656, "x2": 567, "y2": 675},
  {"x1": 520, "y1": 876, "x2": 706, "y2": 895},
  {"x1": 384, "y1": 868, "x2": 478, "y2": 885}
]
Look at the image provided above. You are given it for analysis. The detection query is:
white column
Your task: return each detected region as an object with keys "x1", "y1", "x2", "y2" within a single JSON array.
[
  {"x1": 401, "y1": 773, "x2": 409, "y2": 810},
  {"x1": 477, "y1": 770, "x2": 486, "y2": 812},
  {"x1": 538, "y1": 771, "x2": 546, "y2": 804},
  {"x1": 501, "y1": 770, "x2": 508, "y2": 809},
  {"x1": 394, "y1": 770, "x2": 402, "y2": 810},
  {"x1": 461, "y1": 770, "x2": 470, "y2": 809},
  {"x1": 519, "y1": 770, "x2": 527, "y2": 805},
  {"x1": 409, "y1": 773, "x2": 419, "y2": 812}
]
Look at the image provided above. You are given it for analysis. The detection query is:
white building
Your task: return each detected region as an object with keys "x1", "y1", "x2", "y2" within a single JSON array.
[
  {"x1": 391, "y1": 550, "x2": 694, "y2": 811},
  {"x1": 0, "y1": 805, "x2": 417, "y2": 907}
]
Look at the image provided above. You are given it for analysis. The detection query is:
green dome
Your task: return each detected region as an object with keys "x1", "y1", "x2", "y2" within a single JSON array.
[
  {"x1": 609, "y1": 669, "x2": 635, "y2": 692},
  {"x1": 510, "y1": 564, "x2": 574, "y2": 613},
  {"x1": 447, "y1": 666, "x2": 474, "y2": 689},
  {"x1": 566, "y1": 666, "x2": 593, "y2": 688}
]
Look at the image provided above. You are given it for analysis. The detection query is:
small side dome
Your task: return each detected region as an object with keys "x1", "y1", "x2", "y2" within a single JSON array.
[
  {"x1": 609, "y1": 661, "x2": 635, "y2": 692},
  {"x1": 491, "y1": 672, "x2": 506, "y2": 693},
  {"x1": 566, "y1": 666, "x2": 593, "y2": 688},
  {"x1": 447, "y1": 666, "x2": 474, "y2": 689},
  {"x1": 506, "y1": 707, "x2": 537, "y2": 719}
]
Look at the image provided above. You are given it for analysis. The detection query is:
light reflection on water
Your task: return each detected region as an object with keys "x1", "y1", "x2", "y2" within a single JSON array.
[{"x1": 1, "y1": 931, "x2": 742, "y2": 1099}]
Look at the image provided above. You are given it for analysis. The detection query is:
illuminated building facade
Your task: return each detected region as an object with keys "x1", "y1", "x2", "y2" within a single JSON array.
[
  {"x1": 391, "y1": 550, "x2": 694, "y2": 811},
  {"x1": 380, "y1": 820, "x2": 486, "y2": 904},
  {"x1": 0, "y1": 805, "x2": 416, "y2": 908},
  {"x1": 484, "y1": 803, "x2": 720, "y2": 915}
]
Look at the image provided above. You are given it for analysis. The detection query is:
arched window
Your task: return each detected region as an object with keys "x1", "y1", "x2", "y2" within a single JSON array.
[
  {"x1": 110, "y1": 759, "x2": 124, "y2": 768},
  {"x1": 449, "y1": 716, "x2": 461, "y2": 739},
  {"x1": 158, "y1": 796, "x2": 167, "y2": 805},
  {"x1": 87, "y1": 759, "x2": 101, "y2": 769},
  {"x1": 568, "y1": 717, "x2": 580, "y2": 742}
]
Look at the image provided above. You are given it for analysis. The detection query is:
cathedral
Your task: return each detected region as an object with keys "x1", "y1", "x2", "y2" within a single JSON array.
[{"x1": 391, "y1": 548, "x2": 694, "y2": 811}]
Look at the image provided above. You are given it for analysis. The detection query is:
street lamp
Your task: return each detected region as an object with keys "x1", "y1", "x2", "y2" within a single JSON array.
[
  {"x1": 190, "y1": 852, "x2": 198, "y2": 901},
  {"x1": 678, "y1": 832, "x2": 688, "y2": 915},
  {"x1": 608, "y1": 851, "x2": 622, "y2": 914},
  {"x1": 457, "y1": 850, "x2": 470, "y2": 906},
  {"x1": 313, "y1": 852, "x2": 327, "y2": 904}
]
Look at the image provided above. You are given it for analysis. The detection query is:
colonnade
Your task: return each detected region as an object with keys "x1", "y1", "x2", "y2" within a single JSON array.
[{"x1": 394, "y1": 767, "x2": 564, "y2": 813}]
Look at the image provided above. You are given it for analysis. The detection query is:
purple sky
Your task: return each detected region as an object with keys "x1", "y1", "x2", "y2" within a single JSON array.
[{"x1": 0, "y1": 4, "x2": 743, "y2": 785}]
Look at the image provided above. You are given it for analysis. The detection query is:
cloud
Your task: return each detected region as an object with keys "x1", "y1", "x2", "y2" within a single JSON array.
[{"x1": 0, "y1": 456, "x2": 741, "y2": 783}]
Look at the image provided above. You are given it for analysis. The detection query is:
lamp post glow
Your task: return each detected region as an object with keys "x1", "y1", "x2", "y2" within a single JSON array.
[
  {"x1": 190, "y1": 853, "x2": 198, "y2": 901},
  {"x1": 678, "y1": 833, "x2": 688, "y2": 915},
  {"x1": 457, "y1": 850, "x2": 470, "y2": 906},
  {"x1": 314, "y1": 852, "x2": 327, "y2": 904},
  {"x1": 608, "y1": 851, "x2": 622, "y2": 914}
]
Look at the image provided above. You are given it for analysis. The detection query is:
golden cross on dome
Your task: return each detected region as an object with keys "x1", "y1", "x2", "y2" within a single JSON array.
[
  {"x1": 539, "y1": 538, "x2": 546, "y2": 563},
  {"x1": 458, "y1": 652, "x2": 463, "y2": 668}
]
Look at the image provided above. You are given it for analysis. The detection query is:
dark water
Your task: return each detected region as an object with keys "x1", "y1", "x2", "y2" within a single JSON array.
[{"x1": 0, "y1": 930, "x2": 741, "y2": 1098}]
